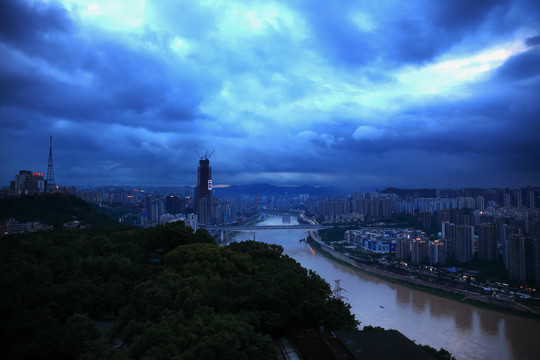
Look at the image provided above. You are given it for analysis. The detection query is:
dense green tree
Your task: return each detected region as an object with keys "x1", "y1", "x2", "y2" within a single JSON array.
[
  {"x1": 1, "y1": 213, "x2": 358, "y2": 359},
  {"x1": 79, "y1": 337, "x2": 127, "y2": 360},
  {"x1": 420, "y1": 345, "x2": 456, "y2": 360},
  {"x1": 59, "y1": 313, "x2": 101, "y2": 359}
]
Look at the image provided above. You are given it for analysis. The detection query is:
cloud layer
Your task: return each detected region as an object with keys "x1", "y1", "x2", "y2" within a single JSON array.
[{"x1": 1, "y1": 0, "x2": 539, "y2": 189}]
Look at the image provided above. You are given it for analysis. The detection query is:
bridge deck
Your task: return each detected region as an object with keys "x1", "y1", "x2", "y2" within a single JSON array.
[{"x1": 202, "y1": 225, "x2": 332, "y2": 231}]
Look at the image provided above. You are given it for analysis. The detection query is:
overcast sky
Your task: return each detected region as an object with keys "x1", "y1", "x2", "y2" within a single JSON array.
[{"x1": 1, "y1": 0, "x2": 539, "y2": 190}]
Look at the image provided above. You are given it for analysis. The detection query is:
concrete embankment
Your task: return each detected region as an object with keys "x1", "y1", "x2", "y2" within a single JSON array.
[{"x1": 307, "y1": 236, "x2": 539, "y2": 315}]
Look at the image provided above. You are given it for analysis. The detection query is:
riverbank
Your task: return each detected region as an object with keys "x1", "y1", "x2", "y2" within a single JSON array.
[{"x1": 307, "y1": 235, "x2": 540, "y2": 318}]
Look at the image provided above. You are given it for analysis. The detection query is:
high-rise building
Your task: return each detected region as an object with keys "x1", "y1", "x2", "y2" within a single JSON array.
[
  {"x1": 443, "y1": 222, "x2": 473, "y2": 263},
  {"x1": 475, "y1": 196, "x2": 485, "y2": 211},
  {"x1": 437, "y1": 209, "x2": 451, "y2": 228},
  {"x1": 455, "y1": 224, "x2": 474, "y2": 263},
  {"x1": 411, "y1": 238, "x2": 428, "y2": 264},
  {"x1": 429, "y1": 240, "x2": 446, "y2": 265},
  {"x1": 423, "y1": 212, "x2": 432, "y2": 231},
  {"x1": 396, "y1": 238, "x2": 411, "y2": 261},
  {"x1": 151, "y1": 195, "x2": 164, "y2": 226},
  {"x1": 479, "y1": 223, "x2": 497, "y2": 262},
  {"x1": 195, "y1": 153, "x2": 214, "y2": 225},
  {"x1": 141, "y1": 194, "x2": 164, "y2": 227},
  {"x1": 10, "y1": 170, "x2": 45, "y2": 195},
  {"x1": 513, "y1": 190, "x2": 522, "y2": 208},
  {"x1": 507, "y1": 235, "x2": 537, "y2": 283},
  {"x1": 501, "y1": 224, "x2": 521, "y2": 268},
  {"x1": 46, "y1": 135, "x2": 56, "y2": 192},
  {"x1": 166, "y1": 195, "x2": 185, "y2": 215},
  {"x1": 504, "y1": 193, "x2": 511, "y2": 207},
  {"x1": 442, "y1": 221, "x2": 455, "y2": 262}
]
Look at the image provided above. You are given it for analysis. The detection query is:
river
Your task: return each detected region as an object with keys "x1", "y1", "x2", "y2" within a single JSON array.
[{"x1": 230, "y1": 215, "x2": 540, "y2": 360}]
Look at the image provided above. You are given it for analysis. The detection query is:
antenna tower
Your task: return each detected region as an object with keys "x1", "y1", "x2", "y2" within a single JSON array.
[{"x1": 46, "y1": 135, "x2": 56, "y2": 191}]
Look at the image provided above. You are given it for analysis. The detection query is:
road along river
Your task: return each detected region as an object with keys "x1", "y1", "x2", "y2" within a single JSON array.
[{"x1": 230, "y1": 216, "x2": 540, "y2": 360}]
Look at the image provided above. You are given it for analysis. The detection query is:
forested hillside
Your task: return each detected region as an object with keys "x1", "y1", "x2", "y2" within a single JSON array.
[
  {"x1": 0, "y1": 194, "x2": 119, "y2": 228},
  {"x1": 0, "y1": 221, "x2": 358, "y2": 359}
]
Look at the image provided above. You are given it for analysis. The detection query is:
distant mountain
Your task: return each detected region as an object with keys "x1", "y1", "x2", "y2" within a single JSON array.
[{"x1": 214, "y1": 183, "x2": 341, "y2": 197}]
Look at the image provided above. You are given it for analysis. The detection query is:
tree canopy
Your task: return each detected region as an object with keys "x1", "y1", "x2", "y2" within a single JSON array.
[{"x1": 0, "y1": 220, "x2": 358, "y2": 359}]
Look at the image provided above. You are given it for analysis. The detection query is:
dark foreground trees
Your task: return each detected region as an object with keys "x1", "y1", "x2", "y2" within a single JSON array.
[{"x1": 0, "y1": 221, "x2": 358, "y2": 359}]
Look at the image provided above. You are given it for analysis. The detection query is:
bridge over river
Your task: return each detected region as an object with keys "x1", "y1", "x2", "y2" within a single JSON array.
[{"x1": 200, "y1": 224, "x2": 332, "y2": 241}]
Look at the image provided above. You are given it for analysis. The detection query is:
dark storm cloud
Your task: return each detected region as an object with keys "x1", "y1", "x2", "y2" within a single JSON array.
[
  {"x1": 297, "y1": 1, "x2": 373, "y2": 65},
  {"x1": 339, "y1": 87, "x2": 539, "y2": 187},
  {"x1": 495, "y1": 47, "x2": 540, "y2": 81},
  {"x1": 0, "y1": 1, "x2": 211, "y2": 186},
  {"x1": 427, "y1": 0, "x2": 511, "y2": 30},
  {"x1": 294, "y1": 0, "x2": 527, "y2": 67},
  {"x1": 0, "y1": 0, "x2": 85, "y2": 73},
  {"x1": 387, "y1": 0, "x2": 519, "y2": 64},
  {"x1": 305, "y1": 40, "x2": 540, "y2": 187},
  {"x1": 349, "y1": 83, "x2": 540, "y2": 156},
  {"x1": 1, "y1": 0, "x2": 540, "y2": 188},
  {"x1": 526, "y1": 35, "x2": 540, "y2": 46},
  {"x1": 0, "y1": 61, "x2": 96, "y2": 119},
  {"x1": 0, "y1": 6, "x2": 203, "y2": 128},
  {"x1": 0, "y1": 0, "x2": 71, "y2": 43}
]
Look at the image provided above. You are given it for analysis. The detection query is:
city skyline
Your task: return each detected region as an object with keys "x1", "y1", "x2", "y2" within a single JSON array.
[{"x1": 1, "y1": 0, "x2": 540, "y2": 189}]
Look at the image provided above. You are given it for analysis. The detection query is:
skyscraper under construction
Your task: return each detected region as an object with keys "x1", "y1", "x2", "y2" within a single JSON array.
[{"x1": 194, "y1": 151, "x2": 214, "y2": 225}]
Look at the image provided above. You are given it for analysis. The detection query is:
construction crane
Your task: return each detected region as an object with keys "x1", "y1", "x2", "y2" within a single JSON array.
[{"x1": 193, "y1": 149, "x2": 215, "y2": 160}]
